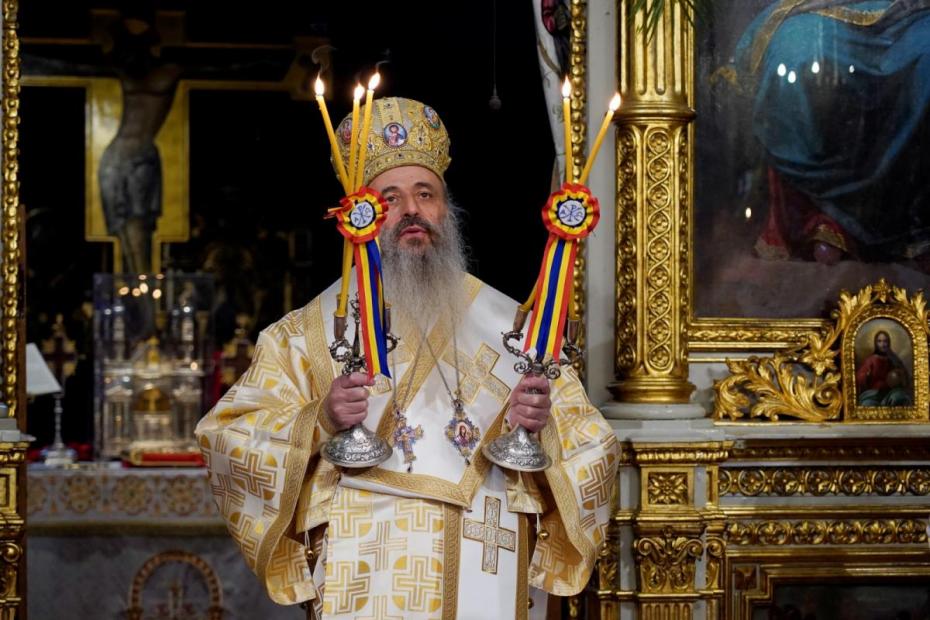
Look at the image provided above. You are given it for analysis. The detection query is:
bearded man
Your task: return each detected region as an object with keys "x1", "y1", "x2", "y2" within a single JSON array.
[{"x1": 196, "y1": 98, "x2": 618, "y2": 620}]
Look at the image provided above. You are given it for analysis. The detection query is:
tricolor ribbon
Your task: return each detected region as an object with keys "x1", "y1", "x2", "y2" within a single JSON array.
[
  {"x1": 328, "y1": 187, "x2": 392, "y2": 378},
  {"x1": 524, "y1": 183, "x2": 600, "y2": 362}
]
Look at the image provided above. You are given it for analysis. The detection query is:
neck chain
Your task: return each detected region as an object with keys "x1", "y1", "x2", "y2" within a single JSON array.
[
  {"x1": 389, "y1": 332, "x2": 427, "y2": 472},
  {"x1": 426, "y1": 331, "x2": 481, "y2": 465},
  {"x1": 388, "y1": 326, "x2": 482, "y2": 471}
]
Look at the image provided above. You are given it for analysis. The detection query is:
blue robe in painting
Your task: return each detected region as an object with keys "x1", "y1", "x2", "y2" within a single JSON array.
[{"x1": 736, "y1": 0, "x2": 930, "y2": 259}]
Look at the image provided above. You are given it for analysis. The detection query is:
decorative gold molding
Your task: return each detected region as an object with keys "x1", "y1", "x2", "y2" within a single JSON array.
[
  {"x1": 726, "y1": 518, "x2": 928, "y2": 546},
  {"x1": 714, "y1": 280, "x2": 930, "y2": 423},
  {"x1": 0, "y1": 540, "x2": 22, "y2": 606},
  {"x1": 721, "y1": 505, "x2": 930, "y2": 520},
  {"x1": 630, "y1": 442, "x2": 732, "y2": 465},
  {"x1": 569, "y1": 0, "x2": 588, "y2": 380},
  {"x1": 735, "y1": 563, "x2": 930, "y2": 620},
  {"x1": 704, "y1": 535, "x2": 725, "y2": 590},
  {"x1": 727, "y1": 439, "x2": 930, "y2": 462},
  {"x1": 611, "y1": 0, "x2": 695, "y2": 405},
  {"x1": 688, "y1": 319, "x2": 827, "y2": 352},
  {"x1": 719, "y1": 467, "x2": 930, "y2": 497},
  {"x1": 633, "y1": 526, "x2": 704, "y2": 594},
  {"x1": 2, "y1": 0, "x2": 22, "y2": 420},
  {"x1": 647, "y1": 471, "x2": 689, "y2": 505},
  {"x1": 596, "y1": 523, "x2": 621, "y2": 619},
  {"x1": 0, "y1": 446, "x2": 26, "y2": 465}
]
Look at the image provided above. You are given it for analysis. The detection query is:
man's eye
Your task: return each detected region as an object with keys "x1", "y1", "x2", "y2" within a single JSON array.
[
  {"x1": 385, "y1": 195, "x2": 398, "y2": 203},
  {"x1": 419, "y1": 192, "x2": 432, "y2": 199}
]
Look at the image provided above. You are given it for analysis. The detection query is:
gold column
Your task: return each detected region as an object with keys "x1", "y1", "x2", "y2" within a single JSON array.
[{"x1": 611, "y1": 1, "x2": 695, "y2": 404}]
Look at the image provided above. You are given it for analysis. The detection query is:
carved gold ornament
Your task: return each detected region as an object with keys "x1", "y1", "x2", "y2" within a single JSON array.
[
  {"x1": 2, "y1": 0, "x2": 21, "y2": 418},
  {"x1": 719, "y1": 467, "x2": 930, "y2": 497},
  {"x1": 633, "y1": 527, "x2": 703, "y2": 594},
  {"x1": 726, "y1": 518, "x2": 928, "y2": 546},
  {"x1": 714, "y1": 280, "x2": 930, "y2": 422},
  {"x1": 647, "y1": 472, "x2": 689, "y2": 505}
]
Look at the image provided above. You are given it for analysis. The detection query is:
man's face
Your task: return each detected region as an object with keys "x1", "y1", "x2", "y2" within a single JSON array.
[
  {"x1": 876, "y1": 333, "x2": 890, "y2": 353},
  {"x1": 371, "y1": 165, "x2": 447, "y2": 252}
]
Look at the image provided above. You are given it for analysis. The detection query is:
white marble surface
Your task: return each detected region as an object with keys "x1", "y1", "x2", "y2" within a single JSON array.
[{"x1": 609, "y1": 417, "x2": 726, "y2": 443}]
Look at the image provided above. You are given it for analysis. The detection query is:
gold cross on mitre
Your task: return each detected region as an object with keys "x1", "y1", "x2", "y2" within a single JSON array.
[{"x1": 463, "y1": 496, "x2": 516, "y2": 574}]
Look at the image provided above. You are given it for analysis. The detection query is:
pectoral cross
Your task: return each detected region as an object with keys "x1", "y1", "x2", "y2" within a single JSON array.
[
  {"x1": 391, "y1": 409, "x2": 423, "y2": 471},
  {"x1": 463, "y1": 496, "x2": 516, "y2": 574}
]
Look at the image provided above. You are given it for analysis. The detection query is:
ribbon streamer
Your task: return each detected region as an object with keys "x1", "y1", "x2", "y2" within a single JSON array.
[
  {"x1": 328, "y1": 188, "x2": 392, "y2": 378},
  {"x1": 524, "y1": 183, "x2": 600, "y2": 362}
]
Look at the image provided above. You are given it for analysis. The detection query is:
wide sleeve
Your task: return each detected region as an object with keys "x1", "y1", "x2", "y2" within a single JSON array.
[
  {"x1": 528, "y1": 366, "x2": 620, "y2": 596},
  {"x1": 195, "y1": 302, "x2": 334, "y2": 605}
]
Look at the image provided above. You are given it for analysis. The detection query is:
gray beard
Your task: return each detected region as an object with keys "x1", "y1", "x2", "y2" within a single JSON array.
[{"x1": 380, "y1": 203, "x2": 468, "y2": 331}]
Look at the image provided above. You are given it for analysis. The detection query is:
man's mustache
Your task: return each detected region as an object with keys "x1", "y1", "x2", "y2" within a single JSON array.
[{"x1": 389, "y1": 214, "x2": 438, "y2": 240}]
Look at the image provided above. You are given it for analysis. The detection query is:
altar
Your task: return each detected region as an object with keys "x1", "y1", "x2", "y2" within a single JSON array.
[{"x1": 27, "y1": 464, "x2": 302, "y2": 619}]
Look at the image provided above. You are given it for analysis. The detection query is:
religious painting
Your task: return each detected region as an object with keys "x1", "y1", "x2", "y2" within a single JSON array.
[
  {"x1": 852, "y1": 318, "x2": 913, "y2": 408},
  {"x1": 841, "y1": 291, "x2": 929, "y2": 422},
  {"x1": 693, "y1": 0, "x2": 930, "y2": 348},
  {"x1": 752, "y1": 582, "x2": 930, "y2": 620},
  {"x1": 383, "y1": 122, "x2": 408, "y2": 148}
]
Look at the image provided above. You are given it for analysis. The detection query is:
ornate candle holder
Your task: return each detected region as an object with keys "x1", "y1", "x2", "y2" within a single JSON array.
[
  {"x1": 321, "y1": 297, "x2": 398, "y2": 468},
  {"x1": 481, "y1": 309, "x2": 581, "y2": 472}
]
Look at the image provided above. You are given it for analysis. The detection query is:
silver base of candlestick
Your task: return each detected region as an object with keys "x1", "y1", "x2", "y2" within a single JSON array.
[
  {"x1": 42, "y1": 443, "x2": 77, "y2": 467},
  {"x1": 321, "y1": 423, "x2": 392, "y2": 468},
  {"x1": 482, "y1": 425, "x2": 551, "y2": 472}
]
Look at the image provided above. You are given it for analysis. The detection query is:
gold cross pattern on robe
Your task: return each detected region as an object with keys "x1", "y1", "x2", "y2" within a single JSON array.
[{"x1": 462, "y1": 496, "x2": 516, "y2": 574}]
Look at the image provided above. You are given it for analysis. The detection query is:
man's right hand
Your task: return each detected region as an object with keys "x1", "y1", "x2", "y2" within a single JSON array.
[{"x1": 323, "y1": 372, "x2": 374, "y2": 431}]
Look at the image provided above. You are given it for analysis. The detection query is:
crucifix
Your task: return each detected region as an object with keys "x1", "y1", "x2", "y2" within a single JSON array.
[
  {"x1": 462, "y1": 496, "x2": 516, "y2": 574},
  {"x1": 23, "y1": 7, "x2": 329, "y2": 275},
  {"x1": 40, "y1": 315, "x2": 78, "y2": 389},
  {"x1": 391, "y1": 414, "x2": 424, "y2": 472}
]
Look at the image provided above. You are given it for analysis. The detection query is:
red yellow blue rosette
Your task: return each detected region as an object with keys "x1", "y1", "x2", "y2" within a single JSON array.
[
  {"x1": 328, "y1": 187, "x2": 391, "y2": 378},
  {"x1": 524, "y1": 183, "x2": 600, "y2": 361}
]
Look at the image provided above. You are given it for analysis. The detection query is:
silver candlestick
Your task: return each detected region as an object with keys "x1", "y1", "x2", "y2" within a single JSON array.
[
  {"x1": 321, "y1": 297, "x2": 397, "y2": 468},
  {"x1": 42, "y1": 394, "x2": 77, "y2": 467},
  {"x1": 481, "y1": 309, "x2": 580, "y2": 472}
]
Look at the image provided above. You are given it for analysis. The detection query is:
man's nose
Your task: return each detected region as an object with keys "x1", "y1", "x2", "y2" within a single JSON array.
[{"x1": 398, "y1": 195, "x2": 421, "y2": 216}]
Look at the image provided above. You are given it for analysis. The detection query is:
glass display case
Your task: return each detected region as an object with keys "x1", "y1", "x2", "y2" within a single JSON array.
[{"x1": 93, "y1": 273, "x2": 214, "y2": 461}]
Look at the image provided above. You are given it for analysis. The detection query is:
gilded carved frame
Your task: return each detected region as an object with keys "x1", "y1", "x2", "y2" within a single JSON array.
[
  {"x1": 569, "y1": 0, "x2": 589, "y2": 376},
  {"x1": 2, "y1": 0, "x2": 22, "y2": 423},
  {"x1": 841, "y1": 300, "x2": 929, "y2": 422},
  {"x1": 728, "y1": 555, "x2": 930, "y2": 619},
  {"x1": 686, "y1": 3, "x2": 829, "y2": 353}
]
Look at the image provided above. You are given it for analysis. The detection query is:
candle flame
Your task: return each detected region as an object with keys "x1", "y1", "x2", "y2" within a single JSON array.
[
  {"x1": 314, "y1": 76, "x2": 325, "y2": 97},
  {"x1": 561, "y1": 77, "x2": 571, "y2": 98},
  {"x1": 353, "y1": 84, "x2": 365, "y2": 100},
  {"x1": 609, "y1": 93, "x2": 622, "y2": 111},
  {"x1": 368, "y1": 72, "x2": 381, "y2": 90}
]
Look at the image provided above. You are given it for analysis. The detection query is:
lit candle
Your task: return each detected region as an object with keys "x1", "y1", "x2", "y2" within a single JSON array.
[
  {"x1": 347, "y1": 84, "x2": 364, "y2": 191},
  {"x1": 355, "y1": 72, "x2": 381, "y2": 190},
  {"x1": 579, "y1": 93, "x2": 621, "y2": 185},
  {"x1": 314, "y1": 76, "x2": 350, "y2": 192},
  {"x1": 562, "y1": 77, "x2": 573, "y2": 183}
]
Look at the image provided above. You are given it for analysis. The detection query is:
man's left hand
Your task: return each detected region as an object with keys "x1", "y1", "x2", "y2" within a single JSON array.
[{"x1": 507, "y1": 374, "x2": 552, "y2": 433}]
